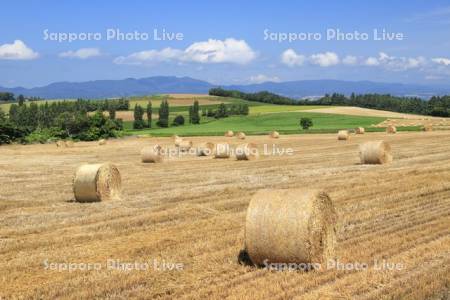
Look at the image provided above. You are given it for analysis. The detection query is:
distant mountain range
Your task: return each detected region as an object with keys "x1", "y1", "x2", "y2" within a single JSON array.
[{"x1": 1, "y1": 76, "x2": 449, "y2": 99}]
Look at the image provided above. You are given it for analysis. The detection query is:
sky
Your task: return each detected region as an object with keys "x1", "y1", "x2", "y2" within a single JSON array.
[{"x1": 1, "y1": 0, "x2": 450, "y2": 87}]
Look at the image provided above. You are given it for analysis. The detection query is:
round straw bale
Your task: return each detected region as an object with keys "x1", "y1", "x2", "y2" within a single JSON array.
[
  {"x1": 174, "y1": 136, "x2": 183, "y2": 147},
  {"x1": 98, "y1": 139, "x2": 107, "y2": 145},
  {"x1": 244, "y1": 189, "x2": 337, "y2": 265},
  {"x1": 355, "y1": 127, "x2": 365, "y2": 134},
  {"x1": 177, "y1": 140, "x2": 192, "y2": 152},
  {"x1": 337, "y1": 130, "x2": 349, "y2": 140},
  {"x1": 224, "y1": 130, "x2": 234, "y2": 137},
  {"x1": 56, "y1": 140, "x2": 66, "y2": 148},
  {"x1": 214, "y1": 143, "x2": 230, "y2": 158},
  {"x1": 141, "y1": 145, "x2": 163, "y2": 163},
  {"x1": 423, "y1": 125, "x2": 433, "y2": 132},
  {"x1": 237, "y1": 132, "x2": 246, "y2": 139},
  {"x1": 73, "y1": 163, "x2": 121, "y2": 202},
  {"x1": 65, "y1": 140, "x2": 74, "y2": 147},
  {"x1": 270, "y1": 131, "x2": 280, "y2": 138},
  {"x1": 359, "y1": 140, "x2": 392, "y2": 164},
  {"x1": 386, "y1": 125, "x2": 397, "y2": 134},
  {"x1": 235, "y1": 143, "x2": 259, "y2": 160},
  {"x1": 196, "y1": 142, "x2": 215, "y2": 156}
]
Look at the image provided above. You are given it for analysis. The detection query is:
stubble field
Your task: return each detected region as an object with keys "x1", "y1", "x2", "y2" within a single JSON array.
[{"x1": 0, "y1": 131, "x2": 449, "y2": 299}]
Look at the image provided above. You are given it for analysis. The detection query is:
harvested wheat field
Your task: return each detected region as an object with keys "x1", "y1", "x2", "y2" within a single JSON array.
[{"x1": 0, "y1": 132, "x2": 449, "y2": 299}]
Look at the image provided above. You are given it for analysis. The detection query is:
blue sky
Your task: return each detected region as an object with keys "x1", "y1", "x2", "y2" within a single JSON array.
[{"x1": 1, "y1": 0, "x2": 450, "y2": 87}]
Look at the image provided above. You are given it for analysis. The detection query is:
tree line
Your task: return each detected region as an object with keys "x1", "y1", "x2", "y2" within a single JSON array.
[
  {"x1": 0, "y1": 99, "x2": 123, "y2": 145},
  {"x1": 131, "y1": 100, "x2": 249, "y2": 130},
  {"x1": 209, "y1": 88, "x2": 450, "y2": 117}
]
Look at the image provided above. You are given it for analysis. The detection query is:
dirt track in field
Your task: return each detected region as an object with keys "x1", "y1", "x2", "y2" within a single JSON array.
[{"x1": 0, "y1": 131, "x2": 449, "y2": 299}]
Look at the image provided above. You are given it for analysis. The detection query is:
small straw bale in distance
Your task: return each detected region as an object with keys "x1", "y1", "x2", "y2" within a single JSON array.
[
  {"x1": 65, "y1": 140, "x2": 74, "y2": 147},
  {"x1": 73, "y1": 163, "x2": 121, "y2": 202},
  {"x1": 224, "y1": 130, "x2": 234, "y2": 137},
  {"x1": 174, "y1": 135, "x2": 183, "y2": 146},
  {"x1": 337, "y1": 130, "x2": 349, "y2": 140},
  {"x1": 56, "y1": 141, "x2": 66, "y2": 148},
  {"x1": 423, "y1": 125, "x2": 433, "y2": 132},
  {"x1": 359, "y1": 140, "x2": 393, "y2": 164},
  {"x1": 237, "y1": 132, "x2": 246, "y2": 140},
  {"x1": 196, "y1": 142, "x2": 215, "y2": 156},
  {"x1": 270, "y1": 131, "x2": 280, "y2": 138},
  {"x1": 141, "y1": 145, "x2": 163, "y2": 163},
  {"x1": 244, "y1": 189, "x2": 337, "y2": 266},
  {"x1": 386, "y1": 125, "x2": 397, "y2": 134},
  {"x1": 355, "y1": 127, "x2": 365, "y2": 134},
  {"x1": 235, "y1": 143, "x2": 259, "y2": 161},
  {"x1": 177, "y1": 140, "x2": 193, "y2": 152},
  {"x1": 214, "y1": 143, "x2": 231, "y2": 158},
  {"x1": 98, "y1": 139, "x2": 107, "y2": 145}
]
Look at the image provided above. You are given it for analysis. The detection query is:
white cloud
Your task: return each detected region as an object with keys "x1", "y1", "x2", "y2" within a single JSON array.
[
  {"x1": 0, "y1": 40, "x2": 38, "y2": 60},
  {"x1": 432, "y1": 57, "x2": 450, "y2": 66},
  {"x1": 113, "y1": 48, "x2": 182, "y2": 65},
  {"x1": 114, "y1": 38, "x2": 256, "y2": 65},
  {"x1": 248, "y1": 74, "x2": 280, "y2": 84},
  {"x1": 364, "y1": 57, "x2": 380, "y2": 66},
  {"x1": 342, "y1": 55, "x2": 358, "y2": 65},
  {"x1": 363, "y1": 52, "x2": 426, "y2": 70},
  {"x1": 280, "y1": 49, "x2": 306, "y2": 67},
  {"x1": 59, "y1": 48, "x2": 102, "y2": 59},
  {"x1": 184, "y1": 38, "x2": 256, "y2": 64},
  {"x1": 310, "y1": 52, "x2": 339, "y2": 67},
  {"x1": 281, "y1": 50, "x2": 339, "y2": 67}
]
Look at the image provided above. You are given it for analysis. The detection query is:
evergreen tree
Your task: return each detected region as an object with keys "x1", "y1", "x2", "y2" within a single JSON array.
[
  {"x1": 191, "y1": 100, "x2": 200, "y2": 124},
  {"x1": 157, "y1": 100, "x2": 169, "y2": 128},
  {"x1": 242, "y1": 104, "x2": 249, "y2": 115},
  {"x1": 17, "y1": 94, "x2": 25, "y2": 106},
  {"x1": 133, "y1": 104, "x2": 145, "y2": 129},
  {"x1": 146, "y1": 101, "x2": 152, "y2": 128}
]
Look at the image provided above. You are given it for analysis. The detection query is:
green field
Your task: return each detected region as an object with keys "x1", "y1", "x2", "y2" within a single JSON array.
[{"x1": 125, "y1": 112, "x2": 390, "y2": 136}]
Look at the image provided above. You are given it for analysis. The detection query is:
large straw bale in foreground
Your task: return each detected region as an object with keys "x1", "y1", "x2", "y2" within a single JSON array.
[
  {"x1": 386, "y1": 125, "x2": 397, "y2": 134},
  {"x1": 355, "y1": 127, "x2": 365, "y2": 134},
  {"x1": 359, "y1": 140, "x2": 393, "y2": 164},
  {"x1": 237, "y1": 132, "x2": 246, "y2": 139},
  {"x1": 141, "y1": 145, "x2": 163, "y2": 163},
  {"x1": 214, "y1": 143, "x2": 231, "y2": 158},
  {"x1": 270, "y1": 131, "x2": 280, "y2": 138},
  {"x1": 224, "y1": 130, "x2": 234, "y2": 137},
  {"x1": 244, "y1": 189, "x2": 337, "y2": 265},
  {"x1": 235, "y1": 143, "x2": 259, "y2": 160},
  {"x1": 337, "y1": 130, "x2": 349, "y2": 140},
  {"x1": 73, "y1": 163, "x2": 121, "y2": 202},
  {"x1": 197, "y1": 142, "x2": 215, "y2": 156}
]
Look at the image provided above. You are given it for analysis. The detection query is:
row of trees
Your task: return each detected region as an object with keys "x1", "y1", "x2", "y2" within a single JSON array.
[
  {"x1": 202, "y1": 103, "x2": 249, "y2": 118},
  {"x1": 131, "y1": 100, "x2": 249, "y2": 130},
  {"x1": 209, "y1": 88, "x2": 296, "y2": 105},
  {"x1": 209, "y1": 88, "x2": 450, "y2": 117},
  {"x1": 312, "y1": 93, "x2": 449, "y2": 117},
  {"x1": 132, "y1": 100, "x2": 170, "y2": 129}
]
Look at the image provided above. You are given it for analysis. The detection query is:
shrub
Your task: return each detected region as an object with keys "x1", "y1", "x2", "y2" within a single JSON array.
[
  {"x1": 300, "y1": 117, "x2": 313, "y2": 130},
  {"x1": 172, "y1": 115, "x2": 185, "y2": 126}
]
